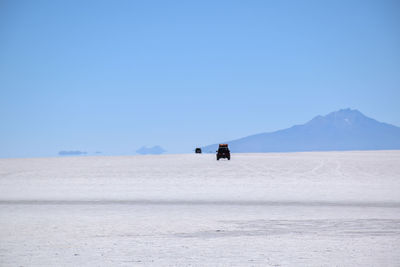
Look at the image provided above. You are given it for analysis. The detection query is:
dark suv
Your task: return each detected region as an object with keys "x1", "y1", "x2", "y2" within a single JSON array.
[{"x1": 216, "y1": 144, "x2": 230, "y2": 160}]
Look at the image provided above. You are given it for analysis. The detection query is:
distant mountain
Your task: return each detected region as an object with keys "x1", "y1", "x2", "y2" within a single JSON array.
[
  {"x1": 58, "y1": 150, "x2": 87, "y2": 156},
  {"x1": 136, "y1": 145, "x2": 166, "y2": 155},
  {"x1": 202, "y1": 109, "x2": 400, "y2": 153}
]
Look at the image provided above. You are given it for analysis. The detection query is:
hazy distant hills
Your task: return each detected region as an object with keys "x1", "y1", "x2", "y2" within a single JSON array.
[
  {"x1": 202, "y1": 109, "x2": 400, "y2": 153},
  {"x1": 136, "y1": 145, "x2": 166, "y2": 155},
  {"x1": 58, "y1": 150, "x2": 87, "y2": 156}
]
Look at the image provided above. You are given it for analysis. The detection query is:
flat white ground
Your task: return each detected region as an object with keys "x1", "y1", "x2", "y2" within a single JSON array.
[{"x1": 1, "y1": 151, "x2": 400, "y2": 266}]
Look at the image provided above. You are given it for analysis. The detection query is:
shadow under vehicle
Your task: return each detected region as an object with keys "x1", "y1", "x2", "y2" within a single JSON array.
[{"x1": 216, "y1": 144, "x2": 230, "y2": 160}]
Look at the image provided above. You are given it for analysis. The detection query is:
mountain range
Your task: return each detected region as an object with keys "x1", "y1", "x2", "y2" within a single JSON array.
[{"x1": 202, "y1": 109, "x2": 400, "y2": 153}]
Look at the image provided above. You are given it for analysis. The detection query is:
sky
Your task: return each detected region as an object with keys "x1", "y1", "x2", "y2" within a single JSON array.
[{"x1": 1, "y1": 0, "x2": 399, "y2": 158}]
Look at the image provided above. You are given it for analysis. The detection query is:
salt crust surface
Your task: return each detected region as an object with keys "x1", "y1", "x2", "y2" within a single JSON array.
[{"x1": 1, "y1": 151, "x2": 400, "y2": 266}]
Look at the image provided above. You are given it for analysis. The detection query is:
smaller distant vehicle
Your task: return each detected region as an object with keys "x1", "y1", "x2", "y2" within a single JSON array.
[
  {"x1": 216, "y1": 144, "x2": 230, "y2": 160},
  {"x1": 195, "y1": 148, "x2": 202, "y2": 154}
]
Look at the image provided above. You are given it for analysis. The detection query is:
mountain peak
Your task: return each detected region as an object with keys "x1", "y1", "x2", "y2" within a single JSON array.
[
  {"x1": 308, "y1": 108, "x2": 367, "y2": 127},
  {"x1": 327, "y1": 108, "x2": 364, "y2": 117}
]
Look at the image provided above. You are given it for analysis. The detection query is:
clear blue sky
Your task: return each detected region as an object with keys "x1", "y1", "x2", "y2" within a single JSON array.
[{"x1": 1, "y1": 0, "x2": 399, "y2": 157}]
